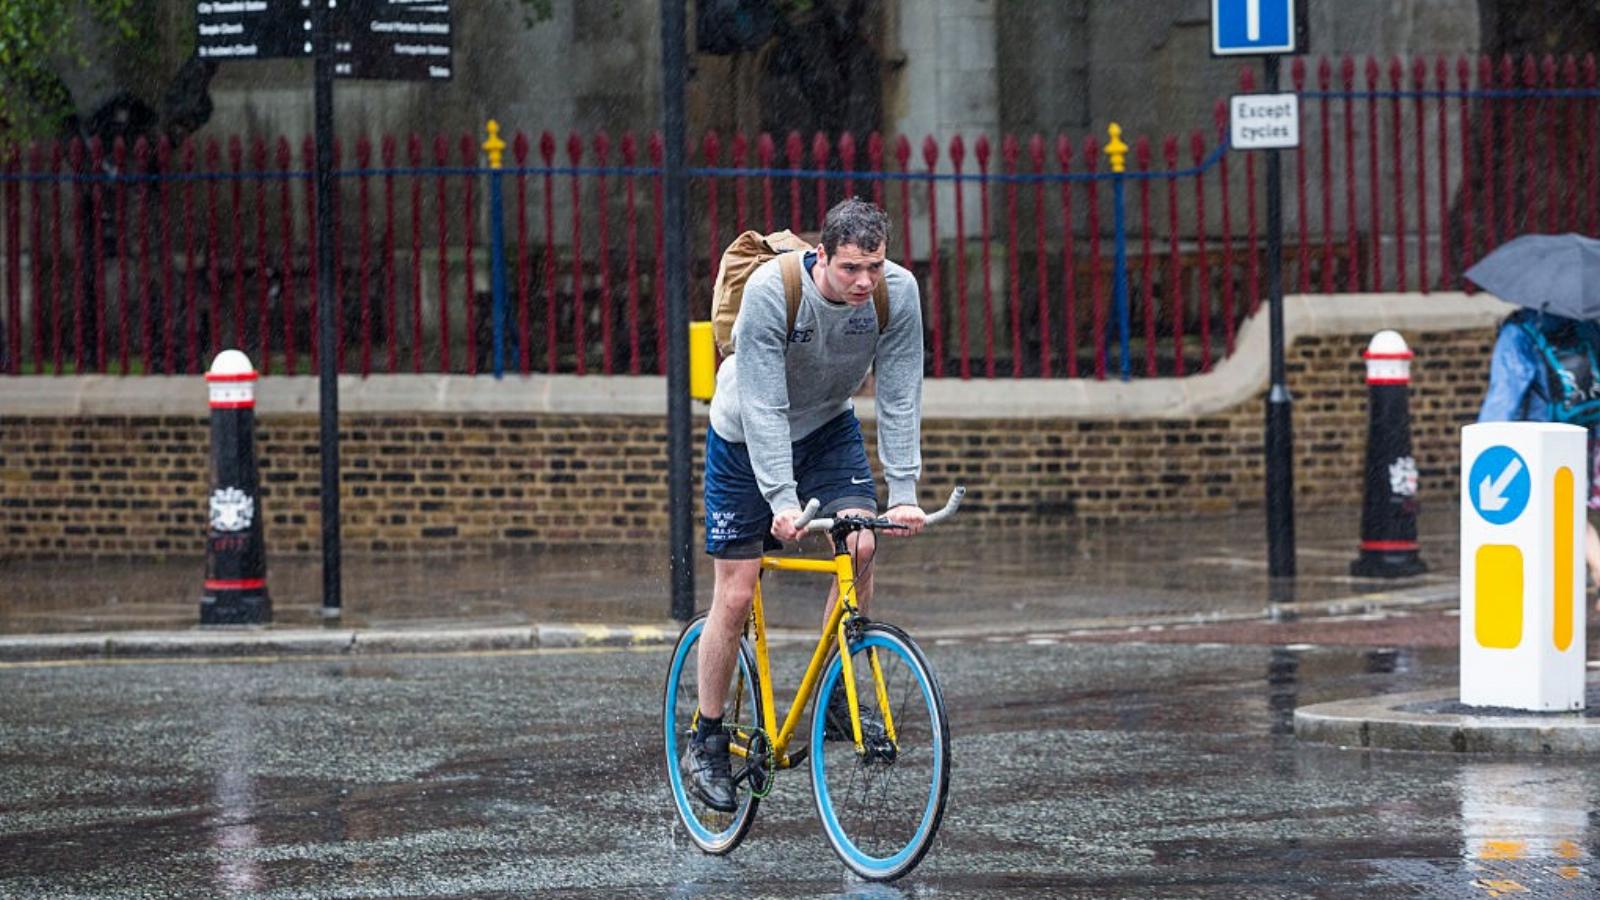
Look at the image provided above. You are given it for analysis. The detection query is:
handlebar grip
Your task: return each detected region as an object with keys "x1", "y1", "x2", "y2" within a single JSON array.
[
  {"x1": 924, "y1": 485, "x2": 965, "y2": 526},
  {"x1": 792, "y1": 498, "x2": 823, "y2": 529}
]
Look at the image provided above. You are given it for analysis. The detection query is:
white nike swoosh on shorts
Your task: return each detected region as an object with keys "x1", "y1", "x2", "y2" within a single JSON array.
[{"x1": 850, "y1": 477, "x2": 872, "y2": 485}]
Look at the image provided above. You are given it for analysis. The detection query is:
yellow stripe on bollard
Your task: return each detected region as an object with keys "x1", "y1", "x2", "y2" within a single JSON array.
[
  {"x1": 1554, "y1": 466, "x2": 1575, "y2": 652},
  {"x1": 1475, "y1": 544, "x2": 1524, "y2": 649},
  {"x1": 689, "y1": 321, "x2": 715, "y2": 401}
]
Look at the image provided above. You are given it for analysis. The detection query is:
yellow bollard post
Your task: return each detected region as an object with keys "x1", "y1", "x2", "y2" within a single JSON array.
[{"x1": 689, "y1": 321, "x2": 715, "y2": 401}]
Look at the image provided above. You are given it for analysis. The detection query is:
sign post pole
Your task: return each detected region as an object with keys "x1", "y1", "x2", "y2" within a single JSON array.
[
  {"x1": 662, "y1": 0, "x2": 694, "y2": 622},
  {"x1": 1261, "y1": 53, "x2": 1295, "y2": 578},
  {"x1": 1213, "y1": 0, "x2": 1306, "y2": 578},
  {"x1": 313, "y1": 3, "x2": 342, "y2": 617}
]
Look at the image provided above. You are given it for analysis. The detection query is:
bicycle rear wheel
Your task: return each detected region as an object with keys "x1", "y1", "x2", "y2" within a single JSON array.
[
  {"x1": 810, "y1": 622, "x2": 950, "y2": 881},
  {"x1": 663, "y1": 614, "x2": 766, "y2": 854}
]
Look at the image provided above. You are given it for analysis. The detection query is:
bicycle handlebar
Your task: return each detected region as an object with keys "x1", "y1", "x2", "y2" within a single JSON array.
[{"x1": 793, "y1": 485, "x2": 966, "y2": 534}]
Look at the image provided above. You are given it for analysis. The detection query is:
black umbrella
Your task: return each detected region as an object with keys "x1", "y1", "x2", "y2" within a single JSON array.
[{"x1": 1464, "y1": 233, "x2": 1600, "y2": 320}]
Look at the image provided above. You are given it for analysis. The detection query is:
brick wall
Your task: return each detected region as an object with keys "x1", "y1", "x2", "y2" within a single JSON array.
[
  {"x1": 909, "y1": 328, "x2": 1493, "y2": 526},
  {"x1": 0, "y1": 321, "x2": 1495, "y2": 559}
]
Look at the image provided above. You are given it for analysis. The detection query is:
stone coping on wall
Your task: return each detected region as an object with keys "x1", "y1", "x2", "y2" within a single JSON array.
[{"x1": 0, "y1": 293, "x2": 1512, "y2": 421}]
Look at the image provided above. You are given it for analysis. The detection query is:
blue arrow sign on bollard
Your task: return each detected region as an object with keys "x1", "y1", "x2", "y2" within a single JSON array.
[
  {"x1": 1212, "y1": 0, "x2": 1299, "y2": 56},
  {"x1": 1469, "y1": 445, "x2": 1531, "y2": 526}
]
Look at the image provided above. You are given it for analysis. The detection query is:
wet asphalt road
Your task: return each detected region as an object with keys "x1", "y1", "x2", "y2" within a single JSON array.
[{"x1": 4, "y1": 632, "x2": 1598, "y2": 898}]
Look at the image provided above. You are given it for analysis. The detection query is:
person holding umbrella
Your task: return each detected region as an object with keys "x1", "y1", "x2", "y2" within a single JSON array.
[{"x1": 1469, "y1": 234, "x2": 1600, "y2": 606}]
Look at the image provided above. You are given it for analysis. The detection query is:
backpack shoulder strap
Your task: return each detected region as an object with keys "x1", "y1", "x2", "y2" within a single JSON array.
[
  {"x1": 1520, "y1": 319, "x2": 1580, "y2": 403},
  {"x1": 775, "y1": 252, "x2": 891, "y2": 337},
  {"x1": 871, "y1": 279, "x2": 890, "y2": 334},
  {"x1": 778, "y1": 252, "x2": 805, "y2": 337}
]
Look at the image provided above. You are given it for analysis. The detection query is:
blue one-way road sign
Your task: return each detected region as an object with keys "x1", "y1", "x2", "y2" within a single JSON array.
[
  {"x1": 1469, "y1": 444, "x2": 1531, "y2": 526},
  {"x1": 1212, "y1": 0, "x2": 1299, "y2": 56}
]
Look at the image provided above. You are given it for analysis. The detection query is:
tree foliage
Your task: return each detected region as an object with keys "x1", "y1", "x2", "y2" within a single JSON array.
[{"x1": 0, "y1": 0, "x2": 154, "y2": 139}]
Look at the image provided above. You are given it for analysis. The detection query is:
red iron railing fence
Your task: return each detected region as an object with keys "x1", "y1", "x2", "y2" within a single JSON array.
[{"x1": 0, "y1": 56, "x2": 1594, "y2": 381}]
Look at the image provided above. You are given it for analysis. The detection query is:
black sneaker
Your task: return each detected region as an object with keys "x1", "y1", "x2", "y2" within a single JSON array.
[
  {"x1": 680, "y1": 731, "x2": 736, "y2": 812},
  {"x1": 823, "y1": 682, "x2": 882, "y2": 743}
]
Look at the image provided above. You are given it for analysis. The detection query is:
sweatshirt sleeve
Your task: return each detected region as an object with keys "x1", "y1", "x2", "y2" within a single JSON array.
[
  {"x1": 732, "y1": 265, "x2": 802, "y2": 514},
  {"x1": 873, "y1": 263, "x2": 924, "y2": 509}
]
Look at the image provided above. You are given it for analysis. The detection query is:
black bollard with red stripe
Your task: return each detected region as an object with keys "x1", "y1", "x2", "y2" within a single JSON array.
[
  {"x1": 201, "y1": 350, "x2": 272, "y2": 624},
  {"x1": 1350, "y1": 330, "x2": 1428, "y2": 578}
]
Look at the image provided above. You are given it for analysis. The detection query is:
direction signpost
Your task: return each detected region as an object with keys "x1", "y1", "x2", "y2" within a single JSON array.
[
  {"x1": 195, "y1": 1, "x2": 314, "y2": 60},
  {"x1": 331, "y1": 0, "x2": 454, "y2": 81},
  {"x1": 1213, "y1": 0, "x2": 1306, "y2": 579},
  {"x1": 196, "y1": 1, "x2": 453, "y2": 617}
]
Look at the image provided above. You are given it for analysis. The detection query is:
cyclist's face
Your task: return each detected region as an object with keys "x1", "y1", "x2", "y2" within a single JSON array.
[{"x1": 816, "y1": 242, "x2": 886, "y2": 305}]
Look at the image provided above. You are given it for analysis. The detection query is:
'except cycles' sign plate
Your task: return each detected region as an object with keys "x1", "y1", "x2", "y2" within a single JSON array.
[{"x1": 1230, "y1": 93, "x2": 1300, "y2": 150}]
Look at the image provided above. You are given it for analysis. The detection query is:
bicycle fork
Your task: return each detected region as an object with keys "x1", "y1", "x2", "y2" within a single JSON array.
[{"x1": 831, "y1": 553, "x2": 899, "y2": 757}]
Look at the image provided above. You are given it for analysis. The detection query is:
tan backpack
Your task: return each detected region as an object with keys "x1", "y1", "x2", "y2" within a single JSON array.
[{"x1": 709, "y1": 229, "x2": 889, "y2": 356}]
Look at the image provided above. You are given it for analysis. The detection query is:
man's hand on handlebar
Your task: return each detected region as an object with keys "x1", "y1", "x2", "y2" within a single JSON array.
[
  {"x1": 883, "y1": 504, "x2": 927, "y2": 537},
  {"x1": 790, "y1": 487, "x2": 964, "y2": 537},
  {"x1": 771, "y1": 507, "x2": 806, "y2": 543}
]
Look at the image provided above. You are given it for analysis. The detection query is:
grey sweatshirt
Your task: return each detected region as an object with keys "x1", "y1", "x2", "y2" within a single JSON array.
[{"x1": 709, "y1": 253, "x2": 925, "y2": 515}]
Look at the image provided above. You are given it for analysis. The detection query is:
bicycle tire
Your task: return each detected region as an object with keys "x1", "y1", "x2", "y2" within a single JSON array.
[
  {"x1": 809, "y1": 622, "x2": 950, "y2": 881},
  {"x1": 663, "y1": 613, "x2": 766, "y2": 854}
]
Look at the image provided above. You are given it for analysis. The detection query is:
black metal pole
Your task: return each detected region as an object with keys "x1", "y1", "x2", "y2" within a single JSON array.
[
  {"x1": 1263, "y1": 54, "x2": 1296, "y2": 578},
  {"x1": 662, "y1": 0, "x2": 694, "y2": 620},
  {"x1": 314, "y1": 22, "x2": 343, "y2": 616}
]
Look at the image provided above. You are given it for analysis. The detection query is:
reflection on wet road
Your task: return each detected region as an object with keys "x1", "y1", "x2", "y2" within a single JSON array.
[{"x1": 2, "y1": 638, "x2": 1596, "y2": 896}]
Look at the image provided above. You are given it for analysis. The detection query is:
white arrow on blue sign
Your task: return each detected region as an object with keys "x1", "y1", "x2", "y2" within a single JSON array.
[
  {"x1": 1469, "y1": 444, "x2": 1531, "y2": 526},
  {"x1": 1212, "y1": 0, "x2": 1298, "y2": 56}
]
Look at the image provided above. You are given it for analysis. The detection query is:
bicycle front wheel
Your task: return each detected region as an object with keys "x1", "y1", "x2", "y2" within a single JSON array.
[
  {"x1": 663, "y1": 613, "x2": 765, "y2": 855},
  {"x1": 810, "y1": 622, "x2": 950, "y2": 881}
]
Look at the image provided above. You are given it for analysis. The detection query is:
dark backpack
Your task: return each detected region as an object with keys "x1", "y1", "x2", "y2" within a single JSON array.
[{"x1": 1518, "y1": 318, "x2": 1600, "y2": 428}]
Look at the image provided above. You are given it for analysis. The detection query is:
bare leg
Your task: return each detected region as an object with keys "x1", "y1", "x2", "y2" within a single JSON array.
[{"x1": 697, "y1": 558, "x2": 761, "y2": 721}]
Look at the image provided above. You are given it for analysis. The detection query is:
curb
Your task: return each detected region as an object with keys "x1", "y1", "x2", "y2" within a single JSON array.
[
  {"x1": 1295, "y1": 679, "x2": 1600, "y2": 755},
  {"x1": 0, "y1": 622, "x2": 683, "y2": 663}
]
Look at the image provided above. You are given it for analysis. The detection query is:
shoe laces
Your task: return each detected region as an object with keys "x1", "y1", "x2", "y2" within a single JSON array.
[{"x1": 698, "y1": 732, "x2": 732, "y2": 779}]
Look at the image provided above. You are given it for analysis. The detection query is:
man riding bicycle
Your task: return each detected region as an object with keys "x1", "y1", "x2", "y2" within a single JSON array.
[{"x1": 683, "y1": 197, "x2": 928, "y2": 812}]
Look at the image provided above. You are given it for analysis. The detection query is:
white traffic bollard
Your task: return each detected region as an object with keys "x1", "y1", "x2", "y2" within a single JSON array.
[{"x1": 1459, "y1": 422, "x2": 1586, "y2": 711}]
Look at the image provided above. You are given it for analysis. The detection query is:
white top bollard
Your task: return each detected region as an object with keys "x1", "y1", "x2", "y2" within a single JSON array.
[
  {"x1": 206, "y1": 349, "x2": 257, "y2": 409},
  {"x1": 1460, "y1": 421, "x2": 1587, "y2": 711},
  {"x1": 1363, "y1": 329, "x2": 1412, "y2": 384}
]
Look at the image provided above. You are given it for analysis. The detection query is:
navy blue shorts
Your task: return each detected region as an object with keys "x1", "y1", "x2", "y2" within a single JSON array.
[{"x1": 704, "y1": 410, "x2": 878, "y2": 558}]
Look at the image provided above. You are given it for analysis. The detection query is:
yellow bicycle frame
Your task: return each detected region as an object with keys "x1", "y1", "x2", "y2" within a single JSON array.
[{"x1": 734, "y1": 547, "x2": 898, "y2": 769}]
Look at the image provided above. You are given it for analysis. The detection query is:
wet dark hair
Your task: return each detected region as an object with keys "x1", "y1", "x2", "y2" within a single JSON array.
[{"x1": 819, "y1": 197, "x2": 890, "y2": 256}]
